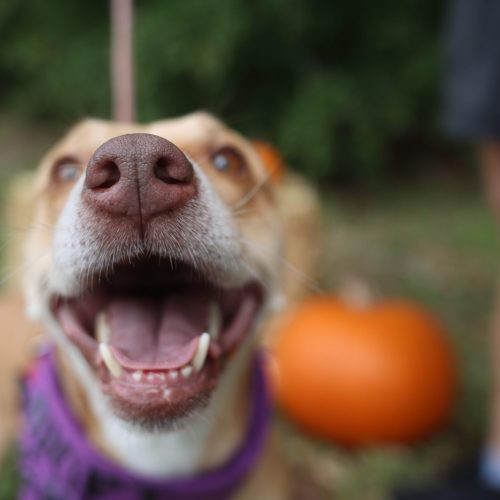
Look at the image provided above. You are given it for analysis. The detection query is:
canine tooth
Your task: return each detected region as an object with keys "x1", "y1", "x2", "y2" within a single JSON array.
[
  {"x1": 208, "y1": 302, "x2": 222, "y2": 339},
  {"x1": 96, "y1": 311, "x2": 111, "y2": 344},
  {"x1": 132, "y1": 371, "x2": 142, "y2": 382},
  {"x1": 169, "y1": 370, "x2": 179, "y2": 380},
  {"x1": 192, "y1": 333, "x2": 210, "y2": 372},
  {"x1": 163, "y1": 388, "x2": 172, "y2": 400},
  {"x1": 99, "y1": 343, "x2": 122, "y2": 378},
  {"x1": 181, "y1": 365, "x2": 193, "y2": 378}
]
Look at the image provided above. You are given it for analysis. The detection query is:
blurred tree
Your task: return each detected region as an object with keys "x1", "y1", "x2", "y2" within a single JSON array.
[{"x1": 0, "y1": 0, "x2": 444, "y2": 181}]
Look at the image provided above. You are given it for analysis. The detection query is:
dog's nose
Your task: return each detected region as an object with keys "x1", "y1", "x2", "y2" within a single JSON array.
[{"x1": 84, "y1": 133, "x2": 195, "y2": 220}]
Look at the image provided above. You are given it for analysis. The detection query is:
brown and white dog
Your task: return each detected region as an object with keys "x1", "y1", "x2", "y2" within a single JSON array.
[{"x1": 0, "y1": 113, "x2": 320, "y2": 498}]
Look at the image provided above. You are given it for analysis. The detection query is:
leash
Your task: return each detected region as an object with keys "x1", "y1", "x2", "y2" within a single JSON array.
[{"x1": 110, "y1": 0, "x2": 135, "y2": 122}]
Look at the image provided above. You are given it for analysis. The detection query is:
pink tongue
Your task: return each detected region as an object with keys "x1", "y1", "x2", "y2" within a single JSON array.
[{"x1": 107, "y1": 291, "x2": 210, "y2": 370}]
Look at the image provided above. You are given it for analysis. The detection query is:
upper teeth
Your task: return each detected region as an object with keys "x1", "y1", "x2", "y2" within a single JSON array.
[
  {"x1": 96, "y1": 311, "x2": 111, "y2": 344},
  {"x1": 192, "y1": 332, "x2": 210, "y2": 372},
  {"x1": 99, "y1": 342, "x2": 122, "y2": 378},
  {"x1": 96, "y1": 309, "x2": 214, "y2": 379}
]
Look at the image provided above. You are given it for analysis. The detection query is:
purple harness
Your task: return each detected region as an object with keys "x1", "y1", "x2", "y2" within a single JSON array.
[{"x1": 19, "y1": 349, "x2": 270, "y2": 500}]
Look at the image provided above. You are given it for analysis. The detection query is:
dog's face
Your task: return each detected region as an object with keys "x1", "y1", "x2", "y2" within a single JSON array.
[{"x1": 24, "y1": 113, "x2": 283, "y2": 429}]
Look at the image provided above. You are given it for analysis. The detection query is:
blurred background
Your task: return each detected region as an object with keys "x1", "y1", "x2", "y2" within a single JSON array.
[{"x1": 0, "y1": 1, "x2": 496, "y2": 499}]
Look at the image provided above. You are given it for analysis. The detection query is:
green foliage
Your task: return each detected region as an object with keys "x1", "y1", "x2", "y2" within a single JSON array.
[{"x1": 0, "y1": 0, "x2": 444, "y2": 181}]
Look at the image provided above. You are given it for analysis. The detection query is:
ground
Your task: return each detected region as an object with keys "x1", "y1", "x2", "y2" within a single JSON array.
[
  {"x1": 277, "y1": 182, "x2": 498, "y2": 499},
  {"x1": 0, "y1": 121, "x2": 497, "y2": 499}
]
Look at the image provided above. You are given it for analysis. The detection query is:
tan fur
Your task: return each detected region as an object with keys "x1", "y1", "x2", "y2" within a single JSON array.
[
  {"x1": 277, "y1": 173, "x2": 321, "y2": 301},
  {"x1": 1, "y1": 173, "x2": 37, "y2": 293},
  {"x1": 0, "y1": 115, "x2": 320, "y2": 498},
  {"x1": 0, "y1": 295, "x2": 40, "y2": 460},
  {"x1": 262, "y1": 173, "x2": 322, "y2": 349}
]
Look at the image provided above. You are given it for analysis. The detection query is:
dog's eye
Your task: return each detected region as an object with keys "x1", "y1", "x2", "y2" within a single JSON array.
[
  {"x1": 211, "y1": 147, "x2": 247, "y2": 175},
  {"x1": 52, "y1": 157, "x2": 82, "y2": 183}
]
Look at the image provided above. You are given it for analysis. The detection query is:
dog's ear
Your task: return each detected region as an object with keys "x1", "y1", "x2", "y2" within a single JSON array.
[
  {"x1": 258, "y1": 156, "x2": 323, "y2": 347},
  {"x1": 251, "y1": 141, "x2": 321, "y2": 302},
  {"x1": 252, "y1": 141, "x2": 285, "y2": 184},
  {"x1": 2, "y1": 172, "x2": 37, "y2": 293},
  {"x1": 252, "y1": 141, "x2": 321, "y2": 301}
]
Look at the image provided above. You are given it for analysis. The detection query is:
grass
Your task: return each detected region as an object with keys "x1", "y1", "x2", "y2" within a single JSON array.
[{"x1": 0, "y1": 121, "x2": 497, "y2": 498}]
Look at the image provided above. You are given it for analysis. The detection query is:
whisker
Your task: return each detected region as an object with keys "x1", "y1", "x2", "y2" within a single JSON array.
[
  {"x1": 0, "y1": 218, "x2": 57, "y2": 234},
  {"x1": 231, "y1": 171, "x2": 273, "y2": 212},
  {"x1": 240, "y1": 236, "x2": 325, "y2": 296},
  {"x1": 232, "y1": 207, "x2": 258, "y2": 218},
  {"x1": 0, "y1": 248, "x2": 50, "y2": 288}
]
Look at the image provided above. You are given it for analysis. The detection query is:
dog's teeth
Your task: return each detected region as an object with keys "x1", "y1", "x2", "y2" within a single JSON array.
[
  {"x1": 99, "y1": 343, "x2": 122, "y2": 378},
  {"x1": 147, "y1": 372, "x2": 155, "y2": 383},
  {"x1": 208, "y1": 302, "x2": 221, "y2": 339},
  {"x1": 163, "y1": 388, "x2": 172, "y2": 400},
  {"x1": 132, "y1": 371, "x2": 142, "y2": 382},
  {"x1": 159, "y1": 372, "x2": 166, "y2": 382},
  {"x1": 96, "y1": 311, "x2": 111, "y2": 344},
  {"x1": 169, "y1": 370, "x2": 179, "y2": 380},
  {"x1": 181, "y1": 365, "x2": 193, "y2": 378},
  {"x1": 192, "y1": 333, "x2": 210, "y2": 372}
]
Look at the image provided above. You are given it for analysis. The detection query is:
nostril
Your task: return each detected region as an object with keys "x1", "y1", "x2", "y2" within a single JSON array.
[
  {"x1": 153, "y1": 157, "x2": 175, "y2": 183},
  {"x1": 88, "y1": 160, "x2": 121, "y2": 189},
  {"x1": 99, "y1": 161, "x2": 121, "y2": 188},
  {"x1": 153, "y1": 156, "x2": 193, "y2": 185}
]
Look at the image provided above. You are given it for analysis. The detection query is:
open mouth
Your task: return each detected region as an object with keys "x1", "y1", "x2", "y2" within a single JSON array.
[{"x1": 51, "y1": 258, "x2": 263, "y2": 425}]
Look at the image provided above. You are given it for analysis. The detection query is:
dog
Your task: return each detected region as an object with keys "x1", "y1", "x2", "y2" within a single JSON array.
[{"x1": 0, "y1": 112, "x2": 321, "y2": 499}]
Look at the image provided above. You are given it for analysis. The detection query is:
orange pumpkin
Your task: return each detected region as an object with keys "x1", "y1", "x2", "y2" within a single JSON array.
[
  {"x1": 269, "y1": 296, "x2": 458, "y2": 446},
  {"x1": 252, "y1": 141, "x2": 285, "y2": 183}
]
